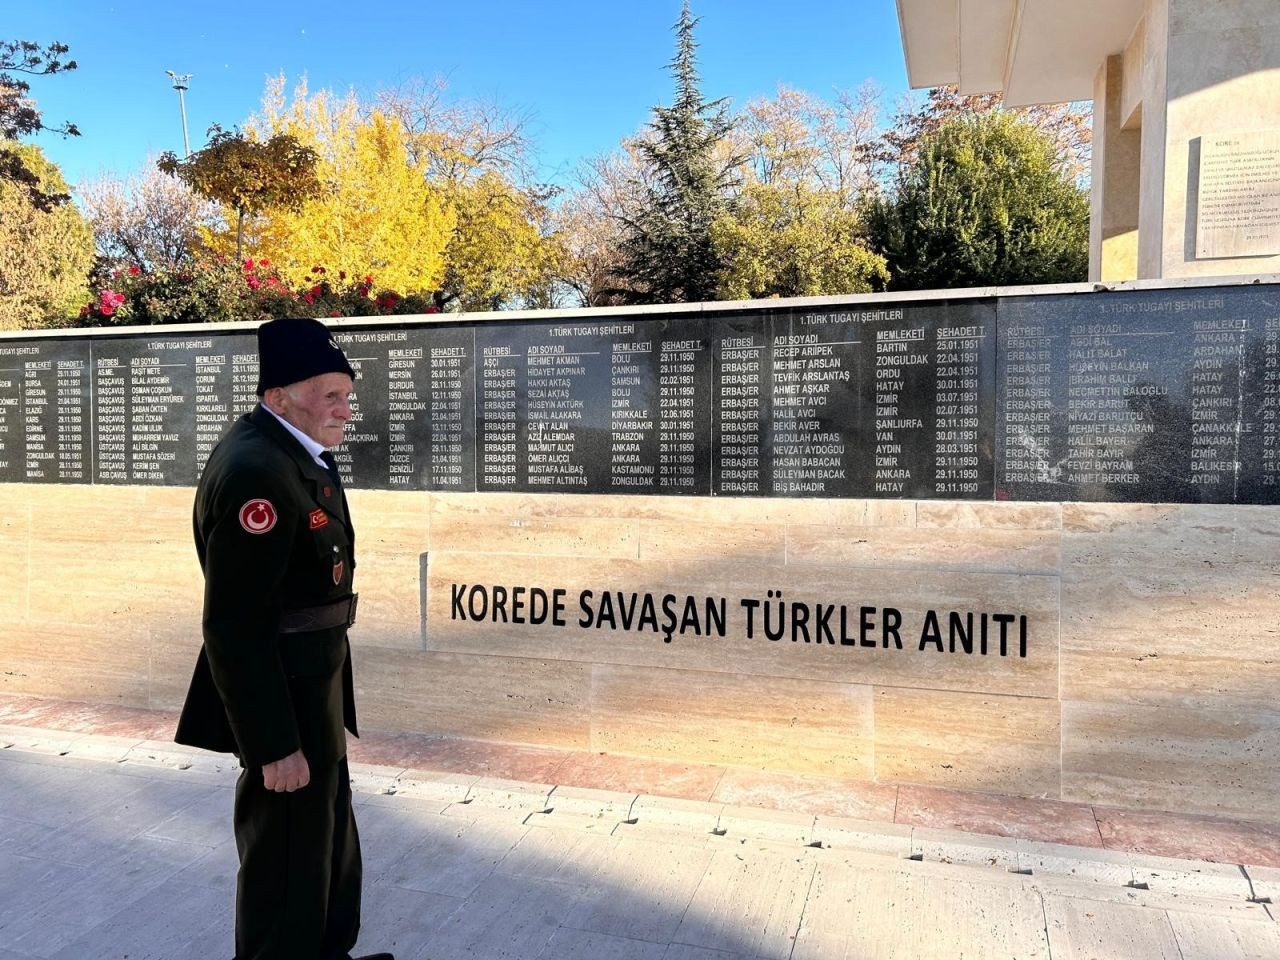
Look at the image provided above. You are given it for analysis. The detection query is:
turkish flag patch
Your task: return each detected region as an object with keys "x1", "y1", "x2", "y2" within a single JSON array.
[
  {"x1": 239, "y1": 499, "x2": 278, "y2": 535},
  {"x1": 309, "y1": 509, "x2": 328, "y2": 530}
]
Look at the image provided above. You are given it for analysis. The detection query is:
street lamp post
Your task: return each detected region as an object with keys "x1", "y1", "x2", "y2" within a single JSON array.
[{"x1": 165, "y1": 70, "x2": 192, "y2": 158}]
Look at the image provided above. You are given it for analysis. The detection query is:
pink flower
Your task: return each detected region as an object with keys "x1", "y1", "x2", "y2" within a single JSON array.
[
  {"x1": 259, "y1": 258, "x2": 271, "y2": 267},
  {"x1": 329, "y1": 310, "x2": 341, "y2": 317},
  {"x1": 246, "y1": 276, "x2": 261, "y2": 290},
  {"x1": 302, "y1": 293, "x2": 315, "y2": 304},
  {"x1": 98, "y1": 289, "x2": 123, "y2": 316},
  {"x1": 244, "y1": 258, "x2": 256, "y2": 270},
  {"x1": 311, "y1": 285, "x2": 322, "y2": 296},
  {"x1": 128, "y1": 265, "x2": 140, "y2": 276}
]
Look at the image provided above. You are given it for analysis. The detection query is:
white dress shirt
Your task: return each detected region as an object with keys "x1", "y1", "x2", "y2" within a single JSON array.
[{"x1": 261, "y1": 402, "x2": 330, "y2": 470}]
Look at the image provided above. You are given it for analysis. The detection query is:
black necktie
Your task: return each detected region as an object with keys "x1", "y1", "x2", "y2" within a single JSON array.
[{"x1": 319, "y1": 450, "x2": 343, "y2": 492}]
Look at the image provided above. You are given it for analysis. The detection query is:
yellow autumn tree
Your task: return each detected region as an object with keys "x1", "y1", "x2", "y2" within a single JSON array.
[
  {"x1": 376, "y1": 82, "x2": 564, "y2": 309},
  {"x1": 249, "y1": 75, "x2": 561, "y2": 310},
  {"x1": 239, "y1": 81, "x2": 454, "y2": 294},
  {"x1": 0, "y1": 143, "x2": 93, "y2": 328},
  {"x1": 439, "y1": 171, "x2": 563, "y2": 310}
]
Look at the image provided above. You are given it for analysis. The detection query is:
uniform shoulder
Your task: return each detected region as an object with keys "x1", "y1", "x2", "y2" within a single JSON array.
[
  {"x1": 203, "y1": 420, "x2": 301, "y2": 503},
  {"x1": 207, "y1": 413, "x2": 293, "y2": 469}
]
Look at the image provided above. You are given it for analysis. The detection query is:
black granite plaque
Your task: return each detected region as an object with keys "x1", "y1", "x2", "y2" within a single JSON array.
[
  {"x1": 0, "y1": 345, "x2": 23, "y2": 482},
  {"x1": 331, "y1": 327, "x2": 475, "y2": 491},
  {"x1": 92, "y1": 332, "x2": 257, "y2": 486},
  {"x1": 650, "y1": 318, "x2": 712, "y2": 495},
  {"x1": 766, "y1": 301, "x2": 996, "y2": 498},
  {"x1": 996, "y1": 286, "x2": 1280, "y2": 503},
  {"x1": 712, "y1": 314, "x2": 772, "y2": 496},
  {"x1": 0, "y1": 282, "x2": 1276, "y2": 503},
  {"x1": 0, "y1": 339, "x2": 92, "y2": 484},
  {"x1": 475, "y1": 316, "x2": 714, "y2": 494},
  {"x1": 193, "y1": 333, "x2": 259, "y2": 473}
]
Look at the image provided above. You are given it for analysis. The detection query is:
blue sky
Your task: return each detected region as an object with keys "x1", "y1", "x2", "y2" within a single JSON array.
[{"x1": 8, "y1": 1, "x2": 914, "y2": 189}]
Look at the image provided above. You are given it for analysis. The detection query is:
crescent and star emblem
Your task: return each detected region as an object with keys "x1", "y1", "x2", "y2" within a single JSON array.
[{"x1": 238, "y1": 499, "x2": 278, "y2": 534}]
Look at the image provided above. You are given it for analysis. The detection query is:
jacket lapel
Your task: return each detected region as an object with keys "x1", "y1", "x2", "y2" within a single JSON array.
[{"x1": 248, "y1": 404, "x2": 348, "y2": 528}]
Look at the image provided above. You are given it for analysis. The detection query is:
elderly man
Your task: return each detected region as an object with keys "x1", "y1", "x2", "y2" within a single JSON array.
[{"x1": 176, "y1": 317, "x2": 392, "y2": 960}]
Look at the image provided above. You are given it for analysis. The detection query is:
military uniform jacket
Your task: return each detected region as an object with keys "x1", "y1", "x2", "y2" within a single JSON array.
[{"x1": 176, "y1": 404, "x2": 359, "y2": 768}]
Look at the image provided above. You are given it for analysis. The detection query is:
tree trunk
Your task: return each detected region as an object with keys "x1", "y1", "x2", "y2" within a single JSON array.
[{"x1": 235, "y1": 208, "x2": 244, "y2": 263}]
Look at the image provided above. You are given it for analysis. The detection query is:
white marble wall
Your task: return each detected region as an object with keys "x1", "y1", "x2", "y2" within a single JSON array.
[{"x1": 3, "y1": 483, "x2": 1277, "y2": 821}]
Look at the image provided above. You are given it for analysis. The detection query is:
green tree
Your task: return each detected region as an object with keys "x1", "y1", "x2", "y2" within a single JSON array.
[
  {"x1": 881, "y1": 85, "x2": 1092, "y2": 182},
  {"x1": 0, "y1": 39, "x2": 79, "y2": 210},
  {"x1": 712, "y1": 182, "x2": 887, "y2": 299},
  {"x1": 711, "y1": 84, "x2": 888, "y2": 299},
  {"x1": 616, "y1": 1, "x2": 739, "y2": 304},
  {"x1": 439, "y1": 172, "x2": 562, "y2": 310},
  {"x1": 867, "y1": 111, "x2": 1089, "y2": 290},
  {"x1": 0, "y1": 143, "x2": 93, "y2": 329},
  {"x1": 158, "y1": 126, "x2": 320, "y2": 262}
]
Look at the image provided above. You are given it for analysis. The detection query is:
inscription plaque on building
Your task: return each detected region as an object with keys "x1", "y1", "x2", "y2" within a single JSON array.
[
  {"x1": 0, "y1": 283, "x2": 1276, "y2": 504},
  {"x1": 1196, "y1": 130, "x2": 1280, "y2": 259}
]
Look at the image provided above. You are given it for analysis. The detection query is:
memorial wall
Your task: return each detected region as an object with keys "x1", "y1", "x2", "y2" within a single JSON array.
[
  {"x1": 3, "y1": 279, "x2": 1279, "y2": 823},
  {"x1": 2, "y1": 283, "x2": 1278, "y2": 504}
]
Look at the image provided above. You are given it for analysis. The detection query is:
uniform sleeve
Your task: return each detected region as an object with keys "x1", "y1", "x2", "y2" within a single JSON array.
[{"x1": 199, "y1": 466, "x2": 301, "y2": 767}]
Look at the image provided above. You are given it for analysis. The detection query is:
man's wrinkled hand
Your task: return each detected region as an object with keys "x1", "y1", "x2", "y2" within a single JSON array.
[{"x1": 262, "y1": 748, "x2": 310, "y2": 792}]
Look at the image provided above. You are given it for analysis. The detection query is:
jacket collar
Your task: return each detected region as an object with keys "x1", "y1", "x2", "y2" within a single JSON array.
[
  {"x1": 260, "y1": 401, "x2": 328, "y2": 466},
  {"x1": 247, "y1": 404, "x2": 349, "y2": 528},
  {"x1": 248, "y1": 403, "x2": 327, "y2": 479}
]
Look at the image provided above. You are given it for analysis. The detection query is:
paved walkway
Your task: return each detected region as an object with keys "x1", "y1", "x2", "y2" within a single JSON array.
[
  {"x1": 2, "y1": 721, "x2": 1280, "y2": 959},
  {"x1": 5, "y1": 694, "x2": 1280, "y2": 868}
]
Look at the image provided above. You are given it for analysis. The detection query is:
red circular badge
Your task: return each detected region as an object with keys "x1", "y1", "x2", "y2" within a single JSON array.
[{"x1": 239, "y1": 498, "x2": 278, "y2": 534}]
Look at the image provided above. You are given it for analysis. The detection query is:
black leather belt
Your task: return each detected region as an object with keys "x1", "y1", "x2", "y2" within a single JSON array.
[{"x1": 278, "y1": 594, "x2": 358, "y2": 634}]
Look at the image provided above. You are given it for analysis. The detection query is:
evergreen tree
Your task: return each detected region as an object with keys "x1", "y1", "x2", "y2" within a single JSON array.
[
  {"x1": 615, "y1": 1, "x2": 738, "y2": 304},
  {"x1": 867, "y1": 111, "x2": 1088, "y2": 291}
]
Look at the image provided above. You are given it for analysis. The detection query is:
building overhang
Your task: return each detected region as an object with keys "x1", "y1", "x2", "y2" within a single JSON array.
[{"x1": 895, "y1": 0, "x2": 1146, "y2": 105}]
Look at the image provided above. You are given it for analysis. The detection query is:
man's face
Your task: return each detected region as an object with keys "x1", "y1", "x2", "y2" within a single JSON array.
[{"x1": 268, "y1": 372, "x2": 354, "y2": 448}]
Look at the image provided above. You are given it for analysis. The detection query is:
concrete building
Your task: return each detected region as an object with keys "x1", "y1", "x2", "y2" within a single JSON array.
[{"x1": 894, "y1": 0, "x2": 1280, "y2": 283}]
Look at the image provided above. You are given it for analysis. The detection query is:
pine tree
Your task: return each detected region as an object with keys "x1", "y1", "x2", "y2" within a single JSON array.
[{"x1": 615, "y1": 1, "x2": 738, "y2": 304}]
